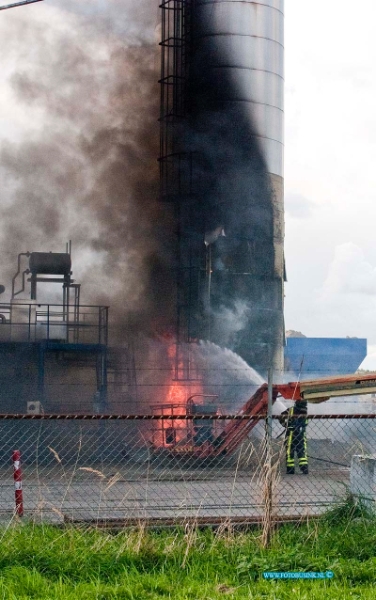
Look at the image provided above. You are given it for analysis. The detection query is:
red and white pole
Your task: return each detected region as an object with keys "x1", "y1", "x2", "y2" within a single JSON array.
[{"x1": 12, "y1": 450, "x2": 23, "y2": 517}]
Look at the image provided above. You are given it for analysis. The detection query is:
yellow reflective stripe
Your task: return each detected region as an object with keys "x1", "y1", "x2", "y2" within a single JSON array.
[
  {"x1": 299, "y1": 433, "x2": 308, "y2": 465},
  {"x1": 286, "y1": 431, "x2": 294, "y2": 465}
]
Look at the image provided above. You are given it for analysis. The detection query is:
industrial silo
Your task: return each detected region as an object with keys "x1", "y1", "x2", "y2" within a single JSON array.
[{"x1": 160, "y1": 0, "x2": 284, "y2": 379}]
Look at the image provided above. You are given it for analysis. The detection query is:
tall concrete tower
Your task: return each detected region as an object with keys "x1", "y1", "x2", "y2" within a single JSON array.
[{"x1": 160, "y1": 0, "x2": 284, "y2": 379}]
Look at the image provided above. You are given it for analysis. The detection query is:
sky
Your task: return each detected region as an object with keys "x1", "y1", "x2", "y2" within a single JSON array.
[
  {"x1": 284, "y1": 0, "x2": 376, "y2": 368},
  {"x1": 1, "y1": 0, "x2": 376, "y2": 367}
]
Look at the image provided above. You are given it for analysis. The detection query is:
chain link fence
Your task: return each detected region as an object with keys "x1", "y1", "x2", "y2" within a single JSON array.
[{"x1": 1, "y1": 412, "x2": 375, "y2": 525}]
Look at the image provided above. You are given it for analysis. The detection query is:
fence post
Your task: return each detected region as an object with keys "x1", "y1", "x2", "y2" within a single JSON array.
[
  {"x1": 12, "y1": 450, "x2": 23, "y2": 517},
  {"x1": 262, "y1": 368, "x2": 273, "y2": 546}
]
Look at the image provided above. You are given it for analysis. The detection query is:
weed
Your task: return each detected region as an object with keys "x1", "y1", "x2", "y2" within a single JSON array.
[
  {"x1": 322, "y1": 492, "x2": 373, "y2": 525},
  {"x1": 0, "y1": 519, "x2": 376, "y2": 598}
]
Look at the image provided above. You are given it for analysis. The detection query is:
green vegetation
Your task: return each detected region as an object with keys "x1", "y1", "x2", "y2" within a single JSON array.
[{"x1": 0, "y1": 509, "x2": 376, "y2": 598}]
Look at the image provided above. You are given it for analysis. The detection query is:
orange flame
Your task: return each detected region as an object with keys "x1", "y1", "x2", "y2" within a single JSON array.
[{"x1": 151, "y1": 341, "x2": 203, "y2": 448}]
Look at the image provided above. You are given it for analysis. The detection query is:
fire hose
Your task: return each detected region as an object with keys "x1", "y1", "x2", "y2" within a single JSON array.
[
  {"x1": 306, "y1": 455, "x2": 348, "y2": 468},
  {"x1": 274, "y1": 429, "x2": 349, "y2": 467}
]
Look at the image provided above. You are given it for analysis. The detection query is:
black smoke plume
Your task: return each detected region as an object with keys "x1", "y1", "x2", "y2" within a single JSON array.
[{"x1": 0, "y1": 1, "x2": 176, "y2": 341}]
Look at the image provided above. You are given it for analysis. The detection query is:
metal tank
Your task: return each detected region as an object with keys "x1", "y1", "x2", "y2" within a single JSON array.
[
  {"x1": 191, "y1": 0, "x2": 284, "y2": 177},
  {"x1": 159, "y1": 0, "x2": 285, "y2": 379},
  {"x1": 29, "y1": 252, "x2": 72, "y2": 275}
]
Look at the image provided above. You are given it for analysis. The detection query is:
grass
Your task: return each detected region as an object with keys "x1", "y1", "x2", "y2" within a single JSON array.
[{"x1": 0, "y1": 504, "x2": 376, "y2": 598}]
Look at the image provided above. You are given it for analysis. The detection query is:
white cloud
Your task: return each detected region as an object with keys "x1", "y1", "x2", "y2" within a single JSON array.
[
  {"x1": 319, "y1": 243, "x2": 376, "y2": 299},
  {"x1": 285, "y1": 192, "x2": 315, "y2": 219},
  {"x1": 286, "y1": 244, "x2": 376, "y2": 354}
]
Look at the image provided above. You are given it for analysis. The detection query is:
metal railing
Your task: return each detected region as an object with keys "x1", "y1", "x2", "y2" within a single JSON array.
[{"x1": 0, "y1": 303, "x2": 108, "y2": 345}]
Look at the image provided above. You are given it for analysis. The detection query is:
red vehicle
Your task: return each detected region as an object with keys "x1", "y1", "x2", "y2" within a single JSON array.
[{"x1": 152, "y1": 374, "x2": 376, "y2": 459}]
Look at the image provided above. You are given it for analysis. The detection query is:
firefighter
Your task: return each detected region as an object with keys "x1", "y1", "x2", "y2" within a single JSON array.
[{"x1": 279, "y1": 400, "x2": 308, "y2": 475}]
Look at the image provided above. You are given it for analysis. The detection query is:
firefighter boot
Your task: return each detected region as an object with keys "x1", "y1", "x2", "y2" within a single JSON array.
[
  {"x1": 286, "y1": 467, "x2": 295, "y2": 475},
  {"x1": 301, "y1": 466, "x2": 309, "y2": 475}
]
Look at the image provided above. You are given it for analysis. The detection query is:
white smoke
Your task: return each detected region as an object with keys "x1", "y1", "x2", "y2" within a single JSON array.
[
  {"x1": 209, "y1": 300, "x2": 252, "y2": 350},
  {"x1": 192, "y1": 340, "x2": 264, "y2": 412}
]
